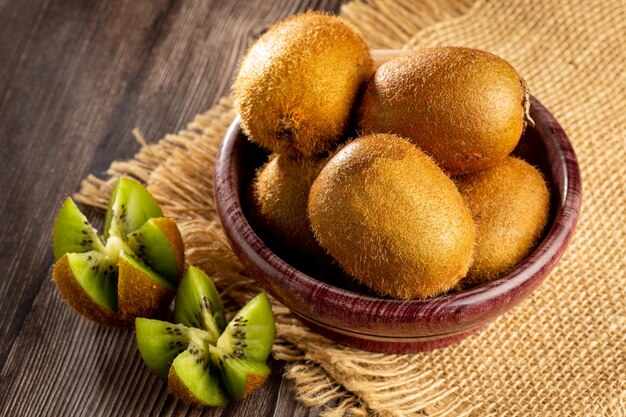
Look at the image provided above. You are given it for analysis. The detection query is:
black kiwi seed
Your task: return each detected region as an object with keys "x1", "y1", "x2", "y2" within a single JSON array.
[{"x1": 200, "y1": 296, "x2": 215, "y2": 315}]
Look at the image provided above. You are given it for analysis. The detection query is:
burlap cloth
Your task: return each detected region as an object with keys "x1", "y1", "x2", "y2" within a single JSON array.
[{"x1": 75, "y1": 0, "x2": 626, "y2": 415}]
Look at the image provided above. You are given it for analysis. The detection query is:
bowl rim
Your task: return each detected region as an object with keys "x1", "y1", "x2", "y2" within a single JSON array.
[{"x1": 214, "y1": 97, "x2": 582, "y2": 336}]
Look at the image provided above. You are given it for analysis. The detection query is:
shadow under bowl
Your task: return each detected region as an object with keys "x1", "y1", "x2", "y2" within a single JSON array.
[{"x1": 214, "y1": 97, "x2": 582, "y2": 353}]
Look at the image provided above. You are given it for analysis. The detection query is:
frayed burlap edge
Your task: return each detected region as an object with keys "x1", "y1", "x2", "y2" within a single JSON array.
[{"x1": 73, "y1": 1, "x2": 492, "y2": 416}]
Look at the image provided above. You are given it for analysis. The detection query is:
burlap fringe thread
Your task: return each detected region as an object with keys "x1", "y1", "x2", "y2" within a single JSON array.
[{"x1": 75, "y1": 0, "x2": 626, "y2": 415}]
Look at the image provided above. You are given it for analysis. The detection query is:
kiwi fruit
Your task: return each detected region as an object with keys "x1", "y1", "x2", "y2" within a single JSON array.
[
  {"x1": 174, "y1": 266, "x2": 226, "y2": 340},
  {"x1": 248, "y1": 154, "x2": 331, "y2": 268},
  {"x1": 168, "y1": 348, "x2": 228, "y2": 406},
  {"x1": 168, "y1": 292, "x2": 274, "y2": 403},
  {"x1": 215, "y1": 292, "x2": 275, "y2": 364},
  {"x1": 308, "y1": 133, "x2": 476, "y2": 299},
  {"x1": 52, "y1": 178, "x2": 184, "y2": 326},
  {"x1": 455, "y1": 156, "x2": 550, "y2": 284},
  {"x1": 234, "y1": 11, "x2": 372, "y2": 158},
  {"x1": 127, "y1": 217, "x2": 184, "y2": 285},
  {"x1": 357, "y1": 46, "x2": 530, "y2": 175},
  {"x1": 135, "y1": 267, "x2": 275, "y2": 404},
  {"x1": 135, "y1": 318, "x2": 195, "y2": 381},
  {"x1": 136, "y1": 267, "x2": 225, "y2": 381}
]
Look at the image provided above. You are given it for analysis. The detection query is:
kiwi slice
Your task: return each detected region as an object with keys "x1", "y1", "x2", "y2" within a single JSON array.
[
  {"x1": 216, "y1": 292, "x2": 274, "y2": 363},
  {"x1": 135, "y1": 319, "x2": 192, "y2": 380},
  {"x1": 55, "y1": 251, "x2": 117, "y2": 312},
  {"x1": 215, "y1": 351, "x2": 271, "y2": 400},
  {"x1": 212, "y1": 293, "x2": 274, "y2": 400},
  {"x1": 104, "y1": 177, "x2": 163, "y2": 240},
  {"x1": 51, "y1": 178, "x2": 184, "y2": 326},
  {"x1": 52, "y1": 198, "x2": 103, "y2": 260},
  {"x1": 127, "y1": 217, "x2": 184, "y2": 285},
  {"x1": 174, "y1": 266, "x2": 226, "y2": 338},
  {"x1": 135, "y1": 270, "x2": 275, "y2": 405},
  {"x1": 168, "y1": 349, "x2": 228, "y2": 406}
]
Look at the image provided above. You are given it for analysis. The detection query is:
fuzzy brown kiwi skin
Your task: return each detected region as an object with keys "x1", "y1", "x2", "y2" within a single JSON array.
[
  {"x1": 455, "y1": 156, "x2": 550, "y2": 285},
  {"x1": 308, "y1": 133, "x2": 476, "y2": 300},
  {"x1": 52, "y1": 255, "x2": 129, "y2": 327},
  {"x1": 249, "y1": 154, "x2": 333, "y2": 269},
  {"x1": 234, "y1": 11, "x2": 373, "y2": 158},
  {"x1": 241, "y1": 373, "x2": 269, "y2": 399},
  {"x1": 117, "y1": 256, "x2": 175, "y2": 321},
  {"x1": 358, "y1": 46, "x2": 528, "y2": 175}
]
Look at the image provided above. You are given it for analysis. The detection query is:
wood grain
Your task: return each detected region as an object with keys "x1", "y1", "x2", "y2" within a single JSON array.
[{"x1": 0, "y1": 0, "x2": 347, "y2": 415}]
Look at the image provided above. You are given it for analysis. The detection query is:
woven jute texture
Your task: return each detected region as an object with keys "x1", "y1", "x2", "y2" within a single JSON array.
[{"x1": 75, "y1": 0, "x2": 626, "y2": 415}]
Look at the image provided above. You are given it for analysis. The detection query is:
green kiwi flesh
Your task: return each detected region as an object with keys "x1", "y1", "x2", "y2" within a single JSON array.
[
  {"x1": 216, "y1": 292, "x2": 275, "y2": 363},
  {"x1": 104, "y1": 178, "x2": 163, "y2": 240},
  {"x1": 174, "y1": 266, "x2": 226, "y2": 341},
  {"x1": 216, "y1": 352, "x2": 271, "y2": 400},
  {"x1": 168, "y1": 349, "x2": 228, "y2": 406},
  {"x1": 53, "y1": 198, "x2": 103, "y2": 260},
  {"x1": 135, "y1": 318, "x2": 193, "y2": 380},
  {"x1": 63, "y1": 251, "x2": 117, "y2": 312},
  {"x1": 52, "y1": 178, "x2": 183, "y2": 326},
  {"x1": 127, "y1": 217, "x2": 184, "y2": 286}
]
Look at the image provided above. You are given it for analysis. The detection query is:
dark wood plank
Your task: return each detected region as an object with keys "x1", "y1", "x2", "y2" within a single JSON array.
[{"x1": 0, "y1": 0, "x2": 348, "y2": 416}]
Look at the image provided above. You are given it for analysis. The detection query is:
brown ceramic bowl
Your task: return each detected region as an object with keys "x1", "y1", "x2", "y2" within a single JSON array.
[{"x1": 214, "y1": 97, "x2": 582, "y2": 353}]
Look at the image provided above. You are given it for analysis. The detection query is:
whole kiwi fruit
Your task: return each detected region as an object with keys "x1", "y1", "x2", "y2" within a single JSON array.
[
  {"x1": 248, "y1": 154, "x2": 330, "y2": 267},
  {"x1": 456, "y1": 156, "x2": 550, "y2": 284},
  {"x1": 357, "y1": 46, "x2": 531, "y2": 175},
  {"x1": 308, "y1": 133, "x2": 476, "y2": 299},
  {"x1": 234, "y1": 12, "x2": 372, "y2": 158}
]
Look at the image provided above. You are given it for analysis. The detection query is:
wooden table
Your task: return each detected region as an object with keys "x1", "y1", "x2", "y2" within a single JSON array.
[{"x1": 0, "y1": 1, "x2": 347, "y2": 415}]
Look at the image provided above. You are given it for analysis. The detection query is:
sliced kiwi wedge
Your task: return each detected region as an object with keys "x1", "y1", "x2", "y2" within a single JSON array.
[
  {"x1": 51, "y1": 178, "x2": 184, "y2": 326},
  {"x1": 103, "y1": 177, "x2": 163, "y2": 239},
  {"x1": 216, "y1": 292, "x2": 274, "y2": 363},
  {"x1": 135, "y1": 268, "x2": 275, "y2": 405},
  {"x1": 53, "y1": 198, "x2": 104, "y2": 260},
  {"x1": 127, "y1": 218, "x2": 184, "y2": 286},
  {"x1": 168, "y1": 349, "x2": 228, "y2": 406},
  {"x1": 174, "y1": 266, "x2": 226, "y2": 337},
  {"x1": 215, "y1": 350, "x2": 271, "y2": 400},
  {"x1": 135, "y1": 319, "x2": 192, "y2": 380}
]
